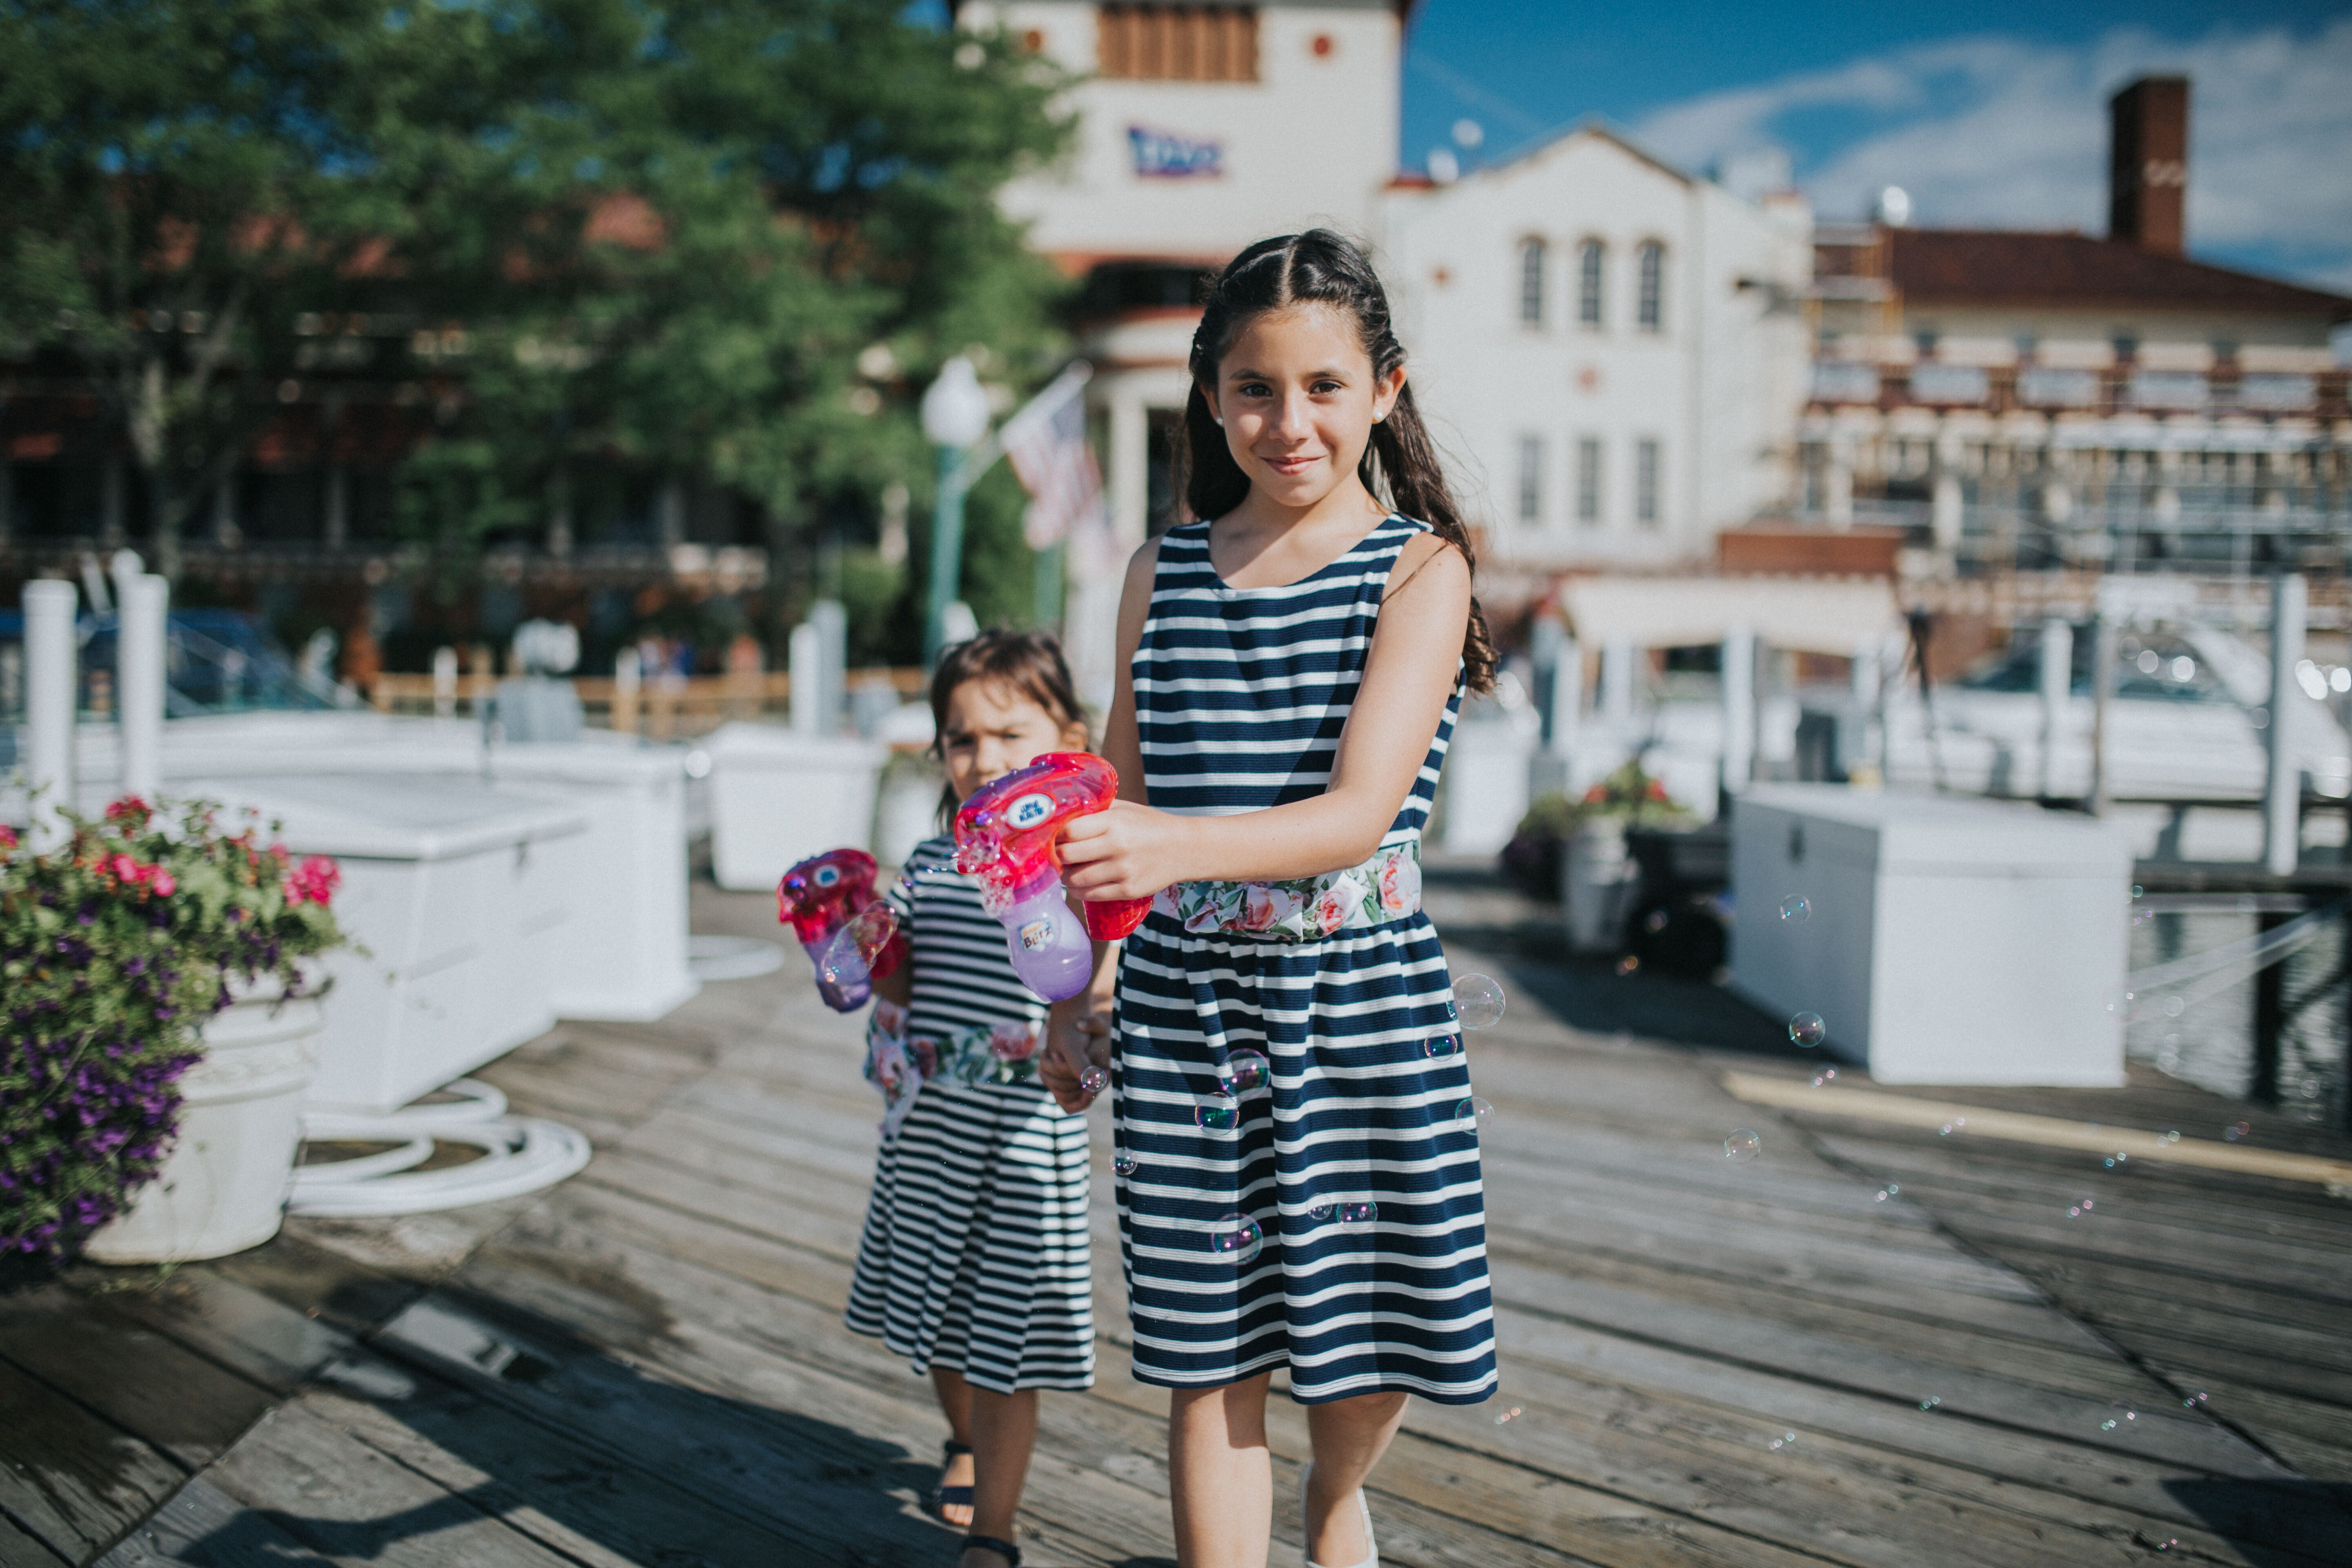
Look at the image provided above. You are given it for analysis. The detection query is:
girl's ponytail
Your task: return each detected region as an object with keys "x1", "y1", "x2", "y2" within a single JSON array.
[{"x1": 1183, "y1": 230, "x2": 1497, "y2": 694}]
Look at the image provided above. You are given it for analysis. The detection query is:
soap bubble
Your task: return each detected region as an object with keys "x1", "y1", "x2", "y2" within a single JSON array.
[
  {"x1": 1724, "y1": 1129, "x2": 1761, "y2": 1163},
  {"x1": 2161, "y1": 994, "x2": 2185, "y2": 1018},
  {"x1": 1454, "y1": 1095, "x2": 1494, "y2": 1130},
  {"x1": 1645, "y1": 908, "x2": 1670, "y2": 934},
  {"x1": 1788, "y1": 1011, "x2": 1826, "y2": 1048},
  {"x1": 1779, "y1": 895, "x2": 1810, "y2": 922},
  {"x1": 1493, "y1": 1406, "x2": 1523, "y2": 1425},
  {"x1": 1812, "y1": 1068, "x2": 1838, "y2": 1087},
  {"x1": 2104, "y1": 988, "x2": 2140, "y2": 1021},
  {"x1": 1079, "y1": 1065, "x2": 1108, "y2": 1094},
  {"x1": 2181, "y1": 1390, "x2": 2208, "y2": 1409},
  {"x1": 1209, "y1": 1213, "x2": 1262, "y2": 1265},
  {"x1": 1424, "y1": 1033, "x2": 1462, "y2": 1059},
  {"x1": 1112, "y1": 1153, "x2": 1136, "y2": 1177},
  {"x1": 1451, "y1": 974, "x2": 1506, "y2": 1030},
  {"x1": 2103, "y1": 1152, "x2": 2127, "y2": 1169},
  {"x1": 2224, "y1": 1121, "x2": 2250, "y2": 1142},
  {"x1": 820, "y1": 903, "x2": 901, "y2": 985},
  {"x1": 1768, "y1": 1431, "x2": 1796, "y2": 1450},
  {"x1": 1615, "y1": 956, "x2": 1640, "y2": 976},
  {"x1": 1918, "y1": 1396, "x2": 1942, "y2": 1412},
  {"x1": 1195, "y1": 1103, "x2": 1238, "y2": 1134},
  {"x1": 2098, "y1": 1403, "x2": 2138, "y2": 1433},
  {"x1": 1218, "y1": 1049, "x2": 1270, "y2": 1096},
  {"x1": 1338, "y1": 1201, "x2": 1377, "y2": 1227}
]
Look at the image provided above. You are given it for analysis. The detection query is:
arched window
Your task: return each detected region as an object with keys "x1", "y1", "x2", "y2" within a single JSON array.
[
  {"x1": 1637, "y1": 240, "x2": 1665, "y2": 332},
  {"x1": 1517, "y1": 238, "x2": 1547, "y2": 326},
  {"x1": 1577, "y1": 240, "x2": 1604, "y2": 328}
]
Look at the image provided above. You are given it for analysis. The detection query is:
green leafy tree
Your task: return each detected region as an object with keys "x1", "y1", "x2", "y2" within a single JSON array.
[{"x1": 0, "y1": 0, "x2": 1074, "y2": 617}]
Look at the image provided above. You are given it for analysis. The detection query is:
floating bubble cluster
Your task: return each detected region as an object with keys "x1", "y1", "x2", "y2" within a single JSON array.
[
  {"x1": 1218, "y1": 1049, "x2": 1270, "y2": 1096},
  {"x1": 1210, "y1": 1213, "x2": 1262, "y2": 1265},
  {"x1": 1813, "y1": 1069, "x2": 1838, "y2": 1088},
  {"x1": 1494, "y1": 1406, "x2": 1523, "y2": 1425},
  {"x1": 1874, "y1": 1184, "x2": 1900, "y2": 1202},
  {"x1": 2099, "y1": 1404, "x2": 2138, "y2": 1433},
  {"x1": 2105, "y1": 988, "x2": 2140, "y2": 1021},
  {"x1": 1455, "y1": 1095, "x2": 1494, "y2": 1130},
  {"x1": 1918, "y1": 1396, "x2": 1942, "y2": 1412},
  {"x1": 1451, "y1": 974, "x2": 1506, "y2": 1030},
  {"x1": 1768, "y1": 1431, "x2": 1797, "y2": 1451},
  {"x1": 1196, "y1": 1103, "x2": 1238, "y2": 1134},
  {"x1": 1724, "y1": 1129, "x2": 1762, "y2": 1163},
  {"x1": 1779, "y1": 895, "x2": 1810, "y2": 923},
  {"x1": 2182, "y1": 1390, "x2": 2209, "y2": 1409},
  {"x1": 2067, "y1": 1198, "x2": 2096, "y2": 1218},
  {"x1": 1079, "y1": 1066, "x2": 1108, "y2": 1094},
  {"x1": 1425, "y1": 1033, "x2": 1463, "y2": 1059},
  {"x1": 1788, "y1": 1011, "x2": 1826, "y2": 1048},
  {"x1": 2225, "y1": 1121, "x2": 2252, "y2": 1142},
  {"x1": 1615, "y1": 956, "x2": 1640, "y2": 976},
  {"x1": 1938, "y1": 1116, "x2": 1966, "y2": 1136},
  {"x1": 2104, "y1": 1152, "x2": 2128, "y2": 1169},
  {"x1": 1308, "y1": 1200, "x2": 1378, "y2": 1228}
]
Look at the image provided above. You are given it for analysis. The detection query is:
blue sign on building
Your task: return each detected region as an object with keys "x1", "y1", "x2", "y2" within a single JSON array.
[{"x1": 1128, "y1": 125, "x2": 1223, "y2": 180}]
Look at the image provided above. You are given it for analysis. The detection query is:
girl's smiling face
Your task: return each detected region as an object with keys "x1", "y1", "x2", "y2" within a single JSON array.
[
  {"x1": 939, "y1": 678, "x2": 1089, "y2": 804},
  {"x1": 1203, "y1": 304, "x2": 1405, "y2": 512}
]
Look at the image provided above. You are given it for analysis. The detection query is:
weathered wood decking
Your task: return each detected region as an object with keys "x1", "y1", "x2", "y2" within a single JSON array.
[{"x1": 4, "y1": 863, "x2": 2350, "y2": 1567}]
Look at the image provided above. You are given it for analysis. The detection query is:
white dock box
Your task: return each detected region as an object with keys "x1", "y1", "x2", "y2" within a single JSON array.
[
  {"x1": 1731, "y1": 785, "x2": 2133, "y2": 1086},
  {"x1": 189, "y1": 774, "x2": 591, "y2": 1113},
  {"x1": 702, "y1": 723, "x2": 885, "y2": 892}
]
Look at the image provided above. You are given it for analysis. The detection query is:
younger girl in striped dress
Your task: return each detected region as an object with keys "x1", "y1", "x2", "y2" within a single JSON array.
[
  {"x1": 845, "y1": 630, "x2": 1097, "y2": 1568},
  {"x1": 1048, "y1": 231, "x2": 1501, "y2": 1568}
]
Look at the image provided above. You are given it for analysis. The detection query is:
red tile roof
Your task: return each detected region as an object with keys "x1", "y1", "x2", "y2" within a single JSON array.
[{"x1": 1846, "y1": 229, "x2": 2352, "y2": 320}]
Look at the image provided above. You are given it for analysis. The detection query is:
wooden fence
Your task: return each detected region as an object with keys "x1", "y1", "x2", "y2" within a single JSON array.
[{"x1": 368, "y1": 668, "x2": 927, "y2": 740}]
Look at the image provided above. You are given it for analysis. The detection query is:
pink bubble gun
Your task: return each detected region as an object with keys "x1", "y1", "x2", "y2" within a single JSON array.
[
  {"x1": 777, "y1": 848, "x2": 906, "y2": 1011},
  {"x1": 953, "y1": 752, "x2": 1153, "y2": 1001}
]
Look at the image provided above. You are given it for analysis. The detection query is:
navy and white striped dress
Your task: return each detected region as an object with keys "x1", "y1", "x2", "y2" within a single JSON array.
[
  {"x1": 1112, "y1": 514, "x2": 1499, "y2": 1404},
  {"x1": 844, "y1": 834, "x2": 1095, "y2": 1393}
]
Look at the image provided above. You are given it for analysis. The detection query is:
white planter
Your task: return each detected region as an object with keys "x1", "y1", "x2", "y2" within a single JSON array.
[
  {"x1": 1564, "y1": 818, "x2": 1636, "y2": 954},
  {"x1": 702, "y1": 723, "x2": 886, "y2": 891},
  {"x1": 84, "y1": 980, "x2": 325, "y2": 1264}
]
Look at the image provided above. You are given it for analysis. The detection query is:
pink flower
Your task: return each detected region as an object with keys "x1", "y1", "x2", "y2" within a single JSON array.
[
  {"x1": 1313, "y1": 889, "x2": 1349, "y2": 935},
  {"x1": 1241, "y1": 885, "x2": 1280, "y2": 931},
  {"x1": 1377, "y1": 855, "x2": 1421, "y2": 917},
  {"x1": 989, "y1": 1022, "x2": 1039, "y2": 1062},
  {"x1": 109, "y1": 853, "x2": 140, "y2": 882},
  {"x1": 148, "y1": 870, "x2": 176, "y2": 898},
  {"x1": 284, "y1": 855, "x2": 342, "y2": 907},
  {"x1": 0, "y1": 824, "x2": 16, "y2": 850},
  {"x1": 105, "y1": 795, "x2": 149, "y2": 822}
]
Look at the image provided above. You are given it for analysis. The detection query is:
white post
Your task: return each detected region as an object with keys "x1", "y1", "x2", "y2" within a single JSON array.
[
  {"x1": 431, "y1": 646, "x2": 459, "y2": 722},
  {"x1": 1721, "y1": 624, "x2": 1756, "y2": 795},
  {"x1": 1552, "y1": 635, "x2": 1583, "y2": 762},
  {"x1": 789, "y1": 619, "x2": 823, "y2": 735},
  {"x1": 118, "y1": 573, "x2": 169, "y2": 801},
  {"x1": 1601, "y1": 636, "x2": 1637, "y2": 728},
  {"x1": 2037, "y1": 617, "x2": 2072, "y2": 799},
  {"x1": 812, "y1": 599, "x2": 847, "y2": 735},
  {"x1": 22, "y1": 580, "x2": 78, "y2": 851},
  {"x1": 2264, "y1": 573, "x2": 2306, "y2": 876},
  {"x1": 1850, "y1": 637, "x2": 1881, "y2": 710}
]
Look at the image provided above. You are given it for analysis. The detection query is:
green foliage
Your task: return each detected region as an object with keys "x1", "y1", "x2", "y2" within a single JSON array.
[
  {"x1": 1, "y1": 797, "x2": 350, "y2": 1259},
  {"x1": 0, "y1": 0, "x2": 1076, "y2": 602}
]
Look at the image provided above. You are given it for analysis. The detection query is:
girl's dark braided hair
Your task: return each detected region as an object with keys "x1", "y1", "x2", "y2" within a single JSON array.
[{"x1": 1177, "y1": 229, "x2": 1497, "y2": 693}]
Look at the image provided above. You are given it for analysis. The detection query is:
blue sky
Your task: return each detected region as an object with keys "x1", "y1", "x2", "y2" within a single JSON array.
[{"x1": 1402, "y1": 1, "x2": 2352, "y2": 290}]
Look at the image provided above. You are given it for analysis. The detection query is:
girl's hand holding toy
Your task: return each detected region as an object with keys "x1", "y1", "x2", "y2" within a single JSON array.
[
  {"x1": 776, "y1": 849, "x2": 907, "y2": 1012},
  {"x1": 952, "y1": 751, "x2": 1153, "y2": 1002}
]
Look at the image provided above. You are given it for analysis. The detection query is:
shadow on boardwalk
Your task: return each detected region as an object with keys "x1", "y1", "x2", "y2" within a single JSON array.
[{"x1": 4, "y1": 863, "x2": 2351, "y2": 1567}]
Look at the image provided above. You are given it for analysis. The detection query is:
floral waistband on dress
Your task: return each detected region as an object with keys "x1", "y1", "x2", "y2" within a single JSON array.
[
  {"x1": 863, "y1": 1000, "x2": 1046, "y2": 1137},
  {"x1": 1149, "y1": 840, "x2": 1421, "y2": 942}
]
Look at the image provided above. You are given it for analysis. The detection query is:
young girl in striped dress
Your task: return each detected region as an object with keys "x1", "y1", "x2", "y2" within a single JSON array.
[
  {"x1": 846, "y1": 630, "x2": 1097, "y2": 1568},
  {"x1": 1046, "y1": 230, "x2": 1500, "y2": 1568}
]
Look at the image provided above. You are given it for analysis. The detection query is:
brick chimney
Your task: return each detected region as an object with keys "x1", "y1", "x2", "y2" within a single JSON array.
[{"x1": 2109, "y1": 76, "x2": 2188, "y2": 255}]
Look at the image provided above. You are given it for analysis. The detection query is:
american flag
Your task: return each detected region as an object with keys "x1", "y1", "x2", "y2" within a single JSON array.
[{"x1": 999, "y1": 362, "x2": 1105, "y2": 553}]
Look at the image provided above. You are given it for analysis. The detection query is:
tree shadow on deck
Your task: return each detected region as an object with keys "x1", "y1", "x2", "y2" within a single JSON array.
[
  {"x1": 183, "y1": 1281, "x2": 962, "y2": 1568},
  {"x1": 2163, "y1": 1478, "x2": 2352, "y2": 1568}
]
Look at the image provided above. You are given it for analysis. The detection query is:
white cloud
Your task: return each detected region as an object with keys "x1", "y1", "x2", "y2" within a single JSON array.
[{"x1": 1633, "y1": 19, "x2": 2352, "y2": 288}]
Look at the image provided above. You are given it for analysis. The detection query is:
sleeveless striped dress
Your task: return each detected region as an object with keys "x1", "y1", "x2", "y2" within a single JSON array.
[
  {"x1": 1111, "y1": 514, "x2": 1499, "y2": 1404},
  {"x1": 843, "y1": 834, "x2": 1094, "y2": 1393}
]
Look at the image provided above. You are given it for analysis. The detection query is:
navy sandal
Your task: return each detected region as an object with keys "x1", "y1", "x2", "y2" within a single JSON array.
[
  {"x1": 932, "y1": 1439, "x2": 975, "y2": 1520},
  {"x1": 960, "y1": 1535, "x2": 1020, "y2": 1567}
]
